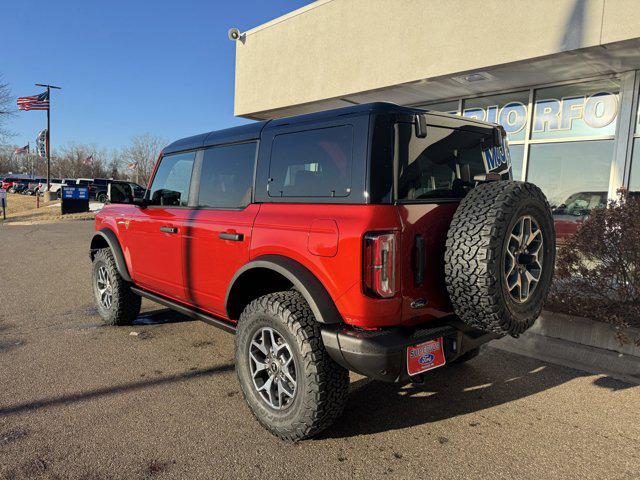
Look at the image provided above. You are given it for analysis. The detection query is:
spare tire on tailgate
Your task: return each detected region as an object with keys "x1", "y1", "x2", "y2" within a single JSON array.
[{"x1": 444, "y1": 181, "x2": 555, "y2": 337}]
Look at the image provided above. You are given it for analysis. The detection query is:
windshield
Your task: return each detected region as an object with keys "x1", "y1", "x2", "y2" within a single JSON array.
[{"x1": 395, "y1": 122, "x2": 511, "y2": 201}]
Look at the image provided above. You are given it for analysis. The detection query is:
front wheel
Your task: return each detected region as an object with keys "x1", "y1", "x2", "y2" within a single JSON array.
[
  {"x1": 235, "y1": 291, "x2": 349, "y2": 441},
  {"x1": 92, "y1": 248, "x2": 141, "y2": 325},
  {"x1": 96, "y1": 193, "x2": 108, "y2": 203}
]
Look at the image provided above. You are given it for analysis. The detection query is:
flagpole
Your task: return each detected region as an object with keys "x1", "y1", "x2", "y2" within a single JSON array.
[{"x1": 35, "y1": 83, "x2": 61, "y2": 194}]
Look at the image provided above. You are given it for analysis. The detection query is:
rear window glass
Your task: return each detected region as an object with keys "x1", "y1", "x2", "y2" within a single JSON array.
[
  {"x1": 396, "y1": 124, "x2": 505, "y2": 201},
  {"x1": 268, "y1": 125, "x2": 353, "y2": 197}
]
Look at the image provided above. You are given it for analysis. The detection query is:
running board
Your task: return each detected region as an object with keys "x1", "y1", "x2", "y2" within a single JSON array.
[{"x1": 130, "y1": 287, "x2": 237, "y2": 334}]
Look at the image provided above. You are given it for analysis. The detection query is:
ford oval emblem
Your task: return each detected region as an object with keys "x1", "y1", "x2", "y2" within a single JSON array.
[{"x1": 418, "y1": 353, "x2": 435, "y2": 365}]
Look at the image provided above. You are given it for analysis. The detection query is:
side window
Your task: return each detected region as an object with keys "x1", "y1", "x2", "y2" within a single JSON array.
[
  {"x1": 148, "y1": 151, "x2": 195, "y2": 206},
  {"x1": 197, "y1": 142, "x2": 256, "y2": 208},
  {"x1": 268, "y1": 125, "x2": 353, "y2": 197}
]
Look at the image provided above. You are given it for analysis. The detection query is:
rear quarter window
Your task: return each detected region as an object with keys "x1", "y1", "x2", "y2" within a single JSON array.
[{"x1": 268, "y1": 125, "x2": 353, "y2": 198}]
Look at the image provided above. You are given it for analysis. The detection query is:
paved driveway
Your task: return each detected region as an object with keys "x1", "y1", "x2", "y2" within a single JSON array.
[{"x1": 0, "y1": 222, "x2": 638, "y2": 479}]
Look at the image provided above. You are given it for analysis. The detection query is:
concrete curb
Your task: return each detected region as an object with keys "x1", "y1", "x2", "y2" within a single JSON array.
[{"x1": 491, "y1": 311, "x2": 640, "y2": 384}]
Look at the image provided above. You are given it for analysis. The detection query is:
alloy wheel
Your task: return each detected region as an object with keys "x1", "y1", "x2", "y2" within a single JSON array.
[
  {"x1": 96, "y1": 265, "x2": 113, "y2": 310},
  {"x1": 248, "y1": 327, "x2": 297, "y2": 410},
  {"x1": 504, "y1": 215, "x2": 544, "y2": 303}
]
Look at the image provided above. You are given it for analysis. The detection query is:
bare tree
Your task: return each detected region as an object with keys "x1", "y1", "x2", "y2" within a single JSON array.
[
  {"x1": 52, "y1": 143, "x2": 111, "y2": 179},
  {"x1": 0, "y1": 75, "x2": 15, "y2": 143},
  {"x1": 121, "y1": 133, "x2": 166, "y2": 185}
]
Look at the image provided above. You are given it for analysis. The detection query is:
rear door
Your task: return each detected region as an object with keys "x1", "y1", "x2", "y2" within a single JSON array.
[
  {"x1": 182, "y1": 142, "x2": 259, "y2": 316},
  {"x1": 395, "y1": 120, "x2": 505, "y2": 321},
  {"x1": 127, "y1": 151, "x2": 196, "y2": 301}
]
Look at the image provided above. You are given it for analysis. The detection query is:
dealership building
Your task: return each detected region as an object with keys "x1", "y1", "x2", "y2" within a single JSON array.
[{"x1": 233, "y1": 0, "x2": 640, "y2": 215}]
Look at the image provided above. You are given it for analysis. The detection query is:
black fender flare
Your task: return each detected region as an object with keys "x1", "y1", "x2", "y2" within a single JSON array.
[
  {"x1": 89, "y1": 228, "x2": 133, "y2": 283},
  {"x1": 225, "y1": 255, "x2": 343, "y2": 324}
]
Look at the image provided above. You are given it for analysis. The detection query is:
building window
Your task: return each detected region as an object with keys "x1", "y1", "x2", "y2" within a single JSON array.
[
  {"x1": 463, "y1": 91, "x2": 529, "y2": 142},
  {"x1": 414, "y1": 77, "x2": 628, "y2": 216},
  {"x1": 509, "y1": 144, "x2": 525, "y2": 181},
  {"x1": 531, "y1": 79, "x2": 620, "y2": 141},
  {"x1": 527, "y1": 141, "x2": 612, "y2": 215},
  {"x1": 526, "y1": 78, "x2": 620, "y2": 225},
  {"x1": 628, "y1": 139, "x2": 640, "y2": 192},
  {"x1": 422, "y1": 100, "x2": 459, "y2": 115}
]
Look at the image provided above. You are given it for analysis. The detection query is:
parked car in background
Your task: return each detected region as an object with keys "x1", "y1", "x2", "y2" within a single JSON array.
[
  {"x1": 552, "y1": 191, "x2": 607, "y2": 241},
  {"x1": 12, "y1": 181, "x2": 29, "y2": 194},
  {"x1": 92, "y1": 179, "x2": 113, "y2": 203},
  {"x1": 50, "y1": 178, "x2": 78, "y2": 197},
  {"x1": 105, "y1": 181, "x2": 146, "y2": 203},
  {"x1": 25, "y1": 180, "x2": 45, "y2": 195},
  {"x1": 2, "y1": 176, "x2": 31, "y2": 191}
]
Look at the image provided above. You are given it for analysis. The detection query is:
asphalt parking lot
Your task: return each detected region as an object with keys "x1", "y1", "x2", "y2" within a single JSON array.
[{"x1": 1, "y1": 221, "x2": 639, "y2": 480}]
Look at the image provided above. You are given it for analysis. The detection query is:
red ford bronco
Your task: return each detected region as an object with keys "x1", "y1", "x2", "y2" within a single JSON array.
[{"x1": 91, "y1": 103, "x2": 555, "y2": 441}]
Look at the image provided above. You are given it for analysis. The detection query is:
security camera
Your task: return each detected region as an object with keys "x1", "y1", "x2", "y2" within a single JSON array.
[{"x1": 228, "y1": 28, "x2": 241, "y2": 41}]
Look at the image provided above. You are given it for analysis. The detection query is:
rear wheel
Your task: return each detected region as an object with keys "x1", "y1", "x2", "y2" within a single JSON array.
[
  {"x1": 96, "y1": 192, "x2": 108, "y2": 203},
  {"x1": 235, "y1": 290, "x2": 349, "y2": 441},
  {"x1": 445, "y1": 181, "x2": 555, "y2": 337},
  {"x1": 92, "y1": 248, "x2": 141, "y2": 325}
]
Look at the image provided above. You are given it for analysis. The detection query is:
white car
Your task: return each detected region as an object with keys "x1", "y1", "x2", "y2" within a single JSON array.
[{"x1": 47, "y1": 179, "x2": 76, "y2": 197}]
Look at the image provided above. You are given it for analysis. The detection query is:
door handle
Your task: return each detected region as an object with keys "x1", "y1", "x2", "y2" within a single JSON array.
[
  {"x1": 219, "y1": 232, "x2": 244, "y2": 242},
  {"x1": 160, "y1": 226, "x2": 178, "y2": 234}
]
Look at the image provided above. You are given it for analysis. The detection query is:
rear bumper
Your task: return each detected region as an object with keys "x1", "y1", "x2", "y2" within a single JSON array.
[{"x1": 321, "y1": 320, "x2": 499, "y2": 382}]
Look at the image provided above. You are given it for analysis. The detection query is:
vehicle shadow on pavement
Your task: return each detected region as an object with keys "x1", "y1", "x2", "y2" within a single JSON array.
[
  {"x1": 321, "y1": 349, "x2": 592, "y2": 439},
  {"x1": 134, "y1": 308, "x2": 193, "y2": 325},
  {"x1": 0, "y1": 363, "x2": 234, "y2": 417}
]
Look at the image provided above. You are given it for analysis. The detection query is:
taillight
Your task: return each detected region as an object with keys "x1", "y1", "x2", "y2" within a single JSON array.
[{"x1": 363, "y1": 232, "x2": 397, "y2": 298}]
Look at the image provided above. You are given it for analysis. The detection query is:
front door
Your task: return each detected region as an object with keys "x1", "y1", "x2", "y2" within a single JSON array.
[
  {"x1": 182, "y1": 142, "x2": 258, "y2": 317},
  {"x1": 127, "y1": 151, "x2": 196, "y2": 302}
]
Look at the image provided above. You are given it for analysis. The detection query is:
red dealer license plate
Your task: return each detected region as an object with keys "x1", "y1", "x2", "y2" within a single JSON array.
[{"x1": 407, "y1": 337, "x2": 446, "y2": 376}]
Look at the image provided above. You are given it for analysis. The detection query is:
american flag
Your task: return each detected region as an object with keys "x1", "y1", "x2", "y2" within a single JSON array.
[
  {"x1": 83, "y1": 155, "x2": 93, "y2": 165},
  {"x1": 127, "y1": 161, "x2": 138, "y2": 170},
  {"x1": 17, "y1": 91, "x2": 50, "y2": 111},
  {"x1": 14, "y1": 144, "x2": 29, "y2": 155}
]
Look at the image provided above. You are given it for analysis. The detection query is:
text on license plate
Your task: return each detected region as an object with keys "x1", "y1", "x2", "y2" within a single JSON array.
[{"x1": 406, "y1": 337, "x2": 446, "y2": 376}]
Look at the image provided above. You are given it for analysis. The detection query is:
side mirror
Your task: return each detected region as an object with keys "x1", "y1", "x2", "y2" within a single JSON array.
[
  {"x1": 108, "y1": 183, "x2": 134, "y2": 204},
  {"x1": 415, "y1": 114, "x2": 428, "y2": 138},
  {"x1": 133, "y1": 197, "x2": 147, "y2": 208}
]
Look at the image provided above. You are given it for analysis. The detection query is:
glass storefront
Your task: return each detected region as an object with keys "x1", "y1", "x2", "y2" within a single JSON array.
[
  {"x1": 463, "y1": 91, "x2": 529, "y2": 142},
  {"x1": 531, "y1": 79, "x2": 620, "y2": 141},
  {"x1": 630, "y1": 138, "x2": 640, "y2": 192},
  {"x1": 418, "y1": 77, "x2": 627, "y2": 231},
  {"x1": 527, "y1": 141, "x2": 612, "y2": 210},
  {"x1": 423, "y1": 100, "x2": 459, "y2": 115},
  {"x1": 629, "y1": 101, "x2": 640, "y2": 192}
]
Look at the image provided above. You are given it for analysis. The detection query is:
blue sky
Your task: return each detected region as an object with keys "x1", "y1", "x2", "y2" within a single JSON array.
[{"x1": 3, "y1": 0, "x2": 313, "y2": 151}]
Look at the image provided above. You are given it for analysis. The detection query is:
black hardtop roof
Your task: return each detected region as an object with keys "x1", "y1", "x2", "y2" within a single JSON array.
[{"x1": 162, "y1": 102, "x2": 497, "y2": 155}]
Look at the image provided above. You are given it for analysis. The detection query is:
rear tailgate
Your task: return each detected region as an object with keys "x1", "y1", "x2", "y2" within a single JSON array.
[{"x1": 397, "y1": 202, "x2": 458, "y2": 324}]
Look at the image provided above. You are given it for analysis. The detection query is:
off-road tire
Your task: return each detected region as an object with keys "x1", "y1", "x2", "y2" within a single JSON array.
[
  {"x1": 445, "y1": 181, "x2": 555, "y2": 337},
  {"x1": 92, "y1": 248, "x2": 141, "y2": 326},
  {"x1": 235, "y1": 290, "x2": 349, "y2": 441}
]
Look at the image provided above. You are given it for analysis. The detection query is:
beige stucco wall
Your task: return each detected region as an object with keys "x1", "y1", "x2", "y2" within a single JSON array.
[{"x1": 234, "y1": 0, "x2": 640, "y2": 117}]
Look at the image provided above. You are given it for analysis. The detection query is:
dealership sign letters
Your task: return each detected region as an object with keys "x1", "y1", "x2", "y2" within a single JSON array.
[{"x1": 462, "y1": 91, "x2": 619, "y2": 137}]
